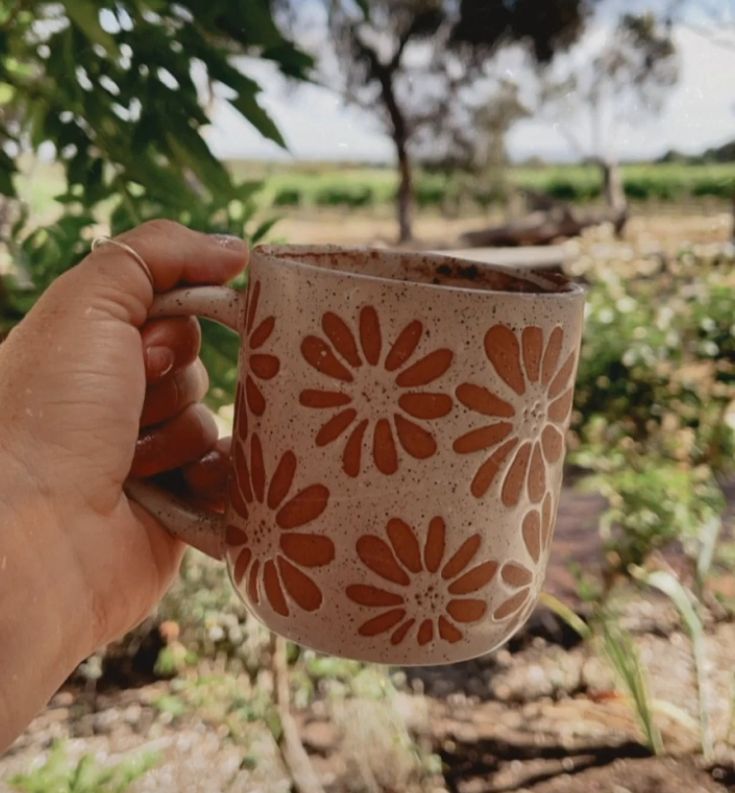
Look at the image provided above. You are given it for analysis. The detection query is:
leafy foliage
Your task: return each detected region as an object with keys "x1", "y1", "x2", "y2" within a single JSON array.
[
  {"x1": 0, "y1": 1, "x2": 310, "y2": 348},
  {"x1": 9, "y1": 742, "x2": 159, "y2": 793}
]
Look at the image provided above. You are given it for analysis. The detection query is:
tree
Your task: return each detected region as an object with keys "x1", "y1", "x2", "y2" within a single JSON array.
[
  {"x1": 539, "y1": 13, "x2": 678, "y2": 220},
  {"x1": 287, "y1": 0, "x2": 590, "y2": 242},
  {"x1": 0, "y1": 2, "x2": 310, "y2": 358},
  {"x1": 0, "y1": 2, "x2": 310, "y2": 403}
]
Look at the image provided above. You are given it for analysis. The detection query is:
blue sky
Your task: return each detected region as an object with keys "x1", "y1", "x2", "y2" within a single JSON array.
[{"x1": 204, "y1": 7, "x2": 735, "y2": 164}]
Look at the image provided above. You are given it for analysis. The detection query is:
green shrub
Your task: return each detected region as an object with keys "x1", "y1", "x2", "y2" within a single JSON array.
[
  {"x1": 10, "y1": 742, "x2": 159, "y2": 793},
  {"x1": 314, "y1": 183, "x2": 374, "y2": 207},
  {"x1": 273, "y1": 186, "x2": 302, "y2": 206}
]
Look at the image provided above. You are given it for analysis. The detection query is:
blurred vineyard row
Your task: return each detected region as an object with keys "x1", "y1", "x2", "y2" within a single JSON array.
[{"x1": 228, "y1": 162, "x2": 735, "y2": 210}]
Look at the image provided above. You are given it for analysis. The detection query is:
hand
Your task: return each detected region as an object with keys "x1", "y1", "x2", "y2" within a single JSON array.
[{"x1": 0, "y1": 220, "x2": 246, "y2": 747}]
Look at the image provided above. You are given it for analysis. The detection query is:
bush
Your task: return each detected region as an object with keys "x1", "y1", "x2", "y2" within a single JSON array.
[
  {"x1": 273, "y1": 186, "x2": 302, "y2": 206},
  {"x1": 314, "y1": 183, "x2": 374, "y2": 207}
]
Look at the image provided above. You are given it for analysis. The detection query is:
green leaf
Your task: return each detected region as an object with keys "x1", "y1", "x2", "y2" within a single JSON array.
[
  {"x1": 62, "y1": 0, "x2": 119, "y2": 56},
  {"x1": 230, "y1": 90, "x2": 286, "y2": 148},
  {"x1": 249, "y1": 215, "x2": 280, "y2": 244}
]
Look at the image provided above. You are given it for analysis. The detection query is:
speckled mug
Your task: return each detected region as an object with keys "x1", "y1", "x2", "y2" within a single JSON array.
[{"x1": 130, "y1": 245, "x2": 585, "y2": 665}]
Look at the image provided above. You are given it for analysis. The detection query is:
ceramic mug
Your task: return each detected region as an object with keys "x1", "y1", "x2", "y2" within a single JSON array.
[{"x1": 129, "y1": 245, "x2": 585, "y2": 665}]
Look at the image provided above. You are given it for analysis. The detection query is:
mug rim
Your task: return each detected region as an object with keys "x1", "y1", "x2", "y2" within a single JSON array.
[{"x1": 252, "y1": 244, "x2": 586, "y2": 302}]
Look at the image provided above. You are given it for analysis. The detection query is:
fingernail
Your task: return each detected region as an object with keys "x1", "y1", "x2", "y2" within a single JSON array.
[
  {"x1": 209, "y1": 233, "x2": 247, "y2": 252},
  {"x1": 146, "y1": 346, "x2": 175, "y2": 378}
]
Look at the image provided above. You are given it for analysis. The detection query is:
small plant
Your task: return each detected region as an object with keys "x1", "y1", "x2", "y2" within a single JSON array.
[
  {"x1": 597, "y1": 612, "x2": 664, "y2": 755},
  {"x1": 9, "y1": 742, "x2": 159, "y2": 793}
]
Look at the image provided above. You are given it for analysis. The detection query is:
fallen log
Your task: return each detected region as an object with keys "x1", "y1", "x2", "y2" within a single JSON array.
[{"x1": 461, "y1": 206, "x2": 628, "y2": 248}]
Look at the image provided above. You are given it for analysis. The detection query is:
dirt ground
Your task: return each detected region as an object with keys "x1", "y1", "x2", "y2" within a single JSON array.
[{"x1": 2, "y1": 209, "x2": 734, "y2": 792}]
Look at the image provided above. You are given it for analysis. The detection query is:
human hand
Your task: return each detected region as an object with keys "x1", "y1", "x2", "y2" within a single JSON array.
[{"x1": 0, "y1": 221, "x2": 246, "y2": 742}]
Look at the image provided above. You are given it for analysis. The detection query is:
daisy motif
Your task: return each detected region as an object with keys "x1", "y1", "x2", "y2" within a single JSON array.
[
  {"x1": 243, "y1": 280, "x2": 280, "y2": 416},
  {"x1": 346, "y1": 516, "x2": 498, "y2": 646},
  {"x1": 492, "y1": 492, "x2": 556, "y2": 630},
  {"x1": 227, "y1": 433, "x2": 334, "y2": 616},
  {"x1": 300, "y1": 306, "x2": 453, "y2": 477},
  {"x1": 454, "y1": 324, "x2": 576, "y2": 504}
]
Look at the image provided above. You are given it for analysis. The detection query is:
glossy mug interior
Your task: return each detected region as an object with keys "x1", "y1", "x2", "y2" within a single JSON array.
[{"x1": 129, "y1": 245, "x2": 585, "y2": 665}]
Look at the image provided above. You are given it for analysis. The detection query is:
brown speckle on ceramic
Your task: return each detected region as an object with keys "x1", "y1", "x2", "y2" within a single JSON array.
[{"x1": 219, "y1": 244, "x2": 584, "y2": 666}]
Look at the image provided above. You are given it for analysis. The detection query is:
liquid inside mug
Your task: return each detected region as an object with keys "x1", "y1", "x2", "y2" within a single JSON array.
[{"x1": 129, "y1": 245, "x2": 585, "y2": 665}]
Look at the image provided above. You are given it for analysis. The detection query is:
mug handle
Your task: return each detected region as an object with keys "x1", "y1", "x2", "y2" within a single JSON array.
[{"x1": 125, "y1": 285, "x2": 245, "y2": 561}]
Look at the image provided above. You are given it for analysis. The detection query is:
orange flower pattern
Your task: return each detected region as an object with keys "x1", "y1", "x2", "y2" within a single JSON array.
[
  {"x1": 492, "y1": 492, "x2": 556, "y2": 628},
  {"x1": 300, "y1": 307, "x2": 453, "y2": 477},
  {"x1": 346, "y1": 517, "x2": 498, "y2": 646},
  {"x1": 226, "y1": 433, "x2": 334, "y2": 616},
  {"x1": 243, "y1": 280, "x2": 280, "y2": 416},
  {"x1": 454, "y1": 324, "x2": 575, "y2": 504}
]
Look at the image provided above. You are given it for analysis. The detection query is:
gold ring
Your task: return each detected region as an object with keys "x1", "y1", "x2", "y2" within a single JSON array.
[{"x1": 92, "y1": 236, "x2": 155, "y2": 290}]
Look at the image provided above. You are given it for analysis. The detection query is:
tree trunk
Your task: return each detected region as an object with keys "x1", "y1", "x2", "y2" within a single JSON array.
[
  {"x1": 595, "y1": 158, "x2": 628, "y2": 236},
  {"x1": 396, "y1": 140, "x2": 413, "y2": 243}
]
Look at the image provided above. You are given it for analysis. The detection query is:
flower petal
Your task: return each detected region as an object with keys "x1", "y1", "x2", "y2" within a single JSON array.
[
  {"x1": 264, "y1": 559, "x2": 289, "y2": 616},
  {"x1": 417, "y1": 619, "x2": 434, "y2": 646},
  {"x1": 250, "y1": 435, "x2": 266, "y2": 503},
  {"x1": 246, "y1": 375, "x2": 266, "y2": 416},
  {"x1": 226, "y1": 525, "x2": 248, "y2": 546},
  {"x1": 484, "y1": 325, "x2": 525, "y2": 396},
  {"x1": 447, "y1": 599, "x2": 487, "y2": 623},
  {"x1": 448, "y1": 560, "x2": 498, "y2": 594},
  {"x1": 358, "y1": 609, "x2": 406, "y2": 637},
  {"x1": 541, "y1": 425, "x2": 564, "y2": 462},
  {"x1": 343, "y1": 419, "x2": 368, "y2": 478},
  {"x1": 267, "y1": 450, "x2": 296, "y2": 509},
  {"x1": 453, "y1": 423, "x2": 513, "y2": 454},
  {"x1": 346, "y1": 585, "x2": 404, "y2": 607},
  {"x1": 232, "y1": 438, "x2": 253, "y2": 501},
  {"x1": 322, "y1": 311, "x2": 361, "y2": 367},
  {"x1": 250, "y1": 316, "x2": 275, "y2": 350},
  {"x1": 522, "y1": 509, "x2": 541, "y2": 563},
  {"x1": 250, "y1": 354, "x2": 280, "y2": 380},
  {"x1": 356, "y1": 535, "x2": 411, "y2": 585},
  {"x1": 385, "y1": 321, "x2": 423, "y2": 372},
  {"x1": 541, "y1": 326, "x2": 563, "y2": 385},
  {"x1": 359, "y1": 306, "x2": 382, "y2": 365},
  {"x1": 300, "y1": 389, "x2": 352, "y2": 408},
  {"x1": 527, "y1": 442, "x2": 546, "y2": 503},
  {"x1": 548, "y1": 351, "x2": 576, "y2": 399},
  {"x1": 547, "y1": 388, "x2": 573, "y2": 423},
  {"x1": 280, "y1": 533, "x2": 335, "y2": 567},
  {"x1": 501, "y1": 563, "x2": 533, "y2": 587},
  {"x1": 493, "y1": 589, "x2": 530, "y2": 620},
  {"x1": 438, "y1": 616, "x2": 463, "y2": 643},
  {"x1": 276, "y1": 485, "x2": 330, "y2": 530},
  {"x1": 248, "y1": 559, "x2": 260, "y2": 604},
  {"x1": 277, "y1": 557, "x2": 323, "y2": 611},
  {"x1": 373, "y1": 418, "x2": 398, "y2": 474},
  {"x1": 424, "y1": 517, "x2": 446, "y2": 573},
  {"x1": 234, "y1": 382, "x2": 246, "y2": 439},
  {"x1": 316, "y1": 409, "x2": 357, "y2": 446},
  {"x1": 456, "y1": 383, "x2": 514, "y2": 418},
  {"x1": 442, "y1": 534, "x2": 481, "y2": 580},
  {"x1": 398, "y1": 392, "x2": 453, "y2": 419},
  {"x1": 470, "y1": 438, "x2": 518, "y2": 498},
  {"x1": 386, "y1": 518, "x2": 422, "y2": 573},
  {"x1": 394, "y1": 414, "x2": 437, "y2": 459},
  {"x1": 233, "y1": 547, "x2": 252, "y2": 585},
  {"x1": 246, "y1": 280, "x2": 260, "y2": 334},
  {"x1": 302, "y1": 336, "x2": 353, "y2": 382},
  {"x1": 501, "y1": 442, "x2": 531, "y2": 507},
  {"x1": 390, "y1": 619, "x2": 415, "y2": 645},
  {"x1": 396, "y1": 349, "x2": 453, "y2": 387},
  {"x1": 229, "y1": 477, "x2": 250, "y2": 521},
  {"x1": 522, "y1": 326, "x2": 543, "y2": 382}
]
